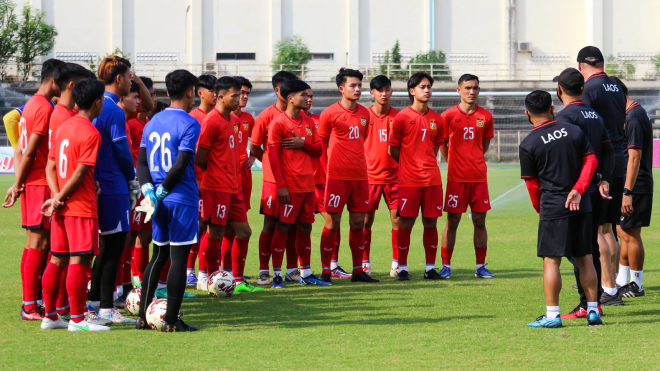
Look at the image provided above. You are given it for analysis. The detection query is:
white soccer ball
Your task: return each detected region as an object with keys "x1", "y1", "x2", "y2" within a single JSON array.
[
  {"x1": 208, "y1": 270, "x2": 236, "y2": 298},
  {"x1": 146, "y1": 299, "x2": 180, "y2": 330},
  {"x1": 125, "y1": 287, "x2": 156, "y2": 316}
]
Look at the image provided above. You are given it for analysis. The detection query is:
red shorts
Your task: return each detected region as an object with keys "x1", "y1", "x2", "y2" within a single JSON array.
[
  {"x1": 368, "y1": 183, "x2": 399, "y2": 211},
  {"x1": 398, "y1": 185, "x2": 444, "y2": 218},
  {"x1": 260, "y1": 181, "x2": 278, "y2": 217},
  {"x1": 324, "y1": 179, "x2": 370, "y2": 213},
  {"x1": 444, "y1": 181, "x2": 491, "y2": 213},
  {"x1": 279, "y1": 192, "x2": 316, "y2": 224},
  {"x1": 315, "y1": 184, "x2": 325, "y2": 213},
  {"x1": 202, "y1": 190, "x2": 248, "y2": 226},
  {"x1": 20, "y1": 185, "x2": 51, "y2": 230},
  {"x1": 130, "y1": 194, "x2": 152, "y2": 231},
  {"x1": 242, "y1": 166, "x2": 252, "y2": 210},
  {"x1": 51, "y1": 214, "x2": 99, "y2": 256}
]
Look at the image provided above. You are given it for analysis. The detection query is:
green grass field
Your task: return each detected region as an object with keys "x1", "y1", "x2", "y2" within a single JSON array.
[{"x1": 1, "y1": 168, "x2": 659, "y2": 370}]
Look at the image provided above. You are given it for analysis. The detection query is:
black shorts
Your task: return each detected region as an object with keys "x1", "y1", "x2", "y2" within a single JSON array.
[
  {"x1": 606, "y1": 177, "x2": 624, "y2": 225},
  {"x1": 537, "y1": 213, "x2": 593, "y2": 258},
  {"x1": 590, "y1": 191, "x2": 609, "y2": 226},
  {"x1": 620, "y1": 193, "x2": 653, "y2": 229}
]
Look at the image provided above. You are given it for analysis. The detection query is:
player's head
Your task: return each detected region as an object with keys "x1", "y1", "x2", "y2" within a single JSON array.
[
  {"x1": 610, "y1": 76, "x2": 628, "y2": 97},
  {"x1": 553, "y1": 68, "x2": 584, "y2": 102},
  {"x1": 407, "y1": 72, "x2": 433, "y2": 104},
  {"x1": 304, "y1": 88, "x2": 314, "y2": 112},
  {"x1": 140, "y1": 76, "x2": 157, "y2": 107},
  {"x1": 54, "y1": 63, "x2": 90, "y2": 94},
  {"x1": 196, "y1": 74, "x2": 217, "y2": 107},
  {"x1": 577, "y1": 46, "x2": 604, "y2": 75},
  {"x1": 234, "y1": 76, "x2": 252, "y2": 109},
  {"x1": 524, "y1": 90, "x2": 554, "y2": 123},
  {"x1": 98, "y1": 56, "x2": 132, "y2": 96},
  {"x1": 279, "y1": 79, "x2": 310, "y2": 110},
  {"x1": 370, "y1": 75, "x2": 392, "y2": 106},
  {"x1": 149, "y1": 100, "x2": 169, "y2": 121},
  {"x1": 165, "y1": 69, "x2": 198, "y2": 112},
  {"x1": 119, "y1": 81, "x2": 141, "y2": 115},
  {"x1": 40, "y1": 58, "x2": 66, "y2": 96},
  {"x1": 215, "y1": 76, "x2": 242, "y2": 111},
  {"x1": 336, "y1": 68, "x2": 363, "y2": 101},
  {"x1": 72, "y1": 78, "x2": 105, "y2": 119},
  {"x1": 272, "y1": 71, "x2": 298, "y2": 103},
  {"x1": 457, "y1": 74, "x2": 480, "y2": 104}
]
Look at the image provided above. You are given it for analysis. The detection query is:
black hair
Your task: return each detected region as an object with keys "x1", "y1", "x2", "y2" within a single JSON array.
[
  {"x1": 54, "y1": 63, "x2": 90, "y2": 90},
  {"x1": 336, "y1": 68, "x2": 363, "y2": 87},
  {"x1": 196, "y1": 74, "x2": 217, "y2": 95},
  {"x1": 610, "y1": 76, "x2": 628, "y2": 95},
  {"x1": 165, "y1": 69, "x2": 198, "y2": 100},
  {"x1": 148, "y1": 100, "x2": 169, "y2": 120},
  {"x1": 87, "y1": 70, "x2": 97, "y2": 79},
  {"x1": 370, "y1": 75, "x2": 391, "y2": 91},
  {"x1": 214, "y1": 76, "x2": 242, "y2": 95},
  {"x1": 271, "y1": 71, "x2": 298, "y2": 90},
  {"x1": 279, "y1": 80, "x2": 311, "y2": 101},
  {"x1": 458, "y1": 74, "x2": 479, "y2": 86},
  {"x1": 41, "y1": 59, "x2": 65, "y2": 82},
  {"x1": 234, "y1": 76, "x2": 253, "y2": 91},
  {"x1": 407, "y1": 72, "x2": 434, "y2": 103},
  {"x1": 72, "y1": 78, "x2": 105, "y2": 111},
  {"x1": 129, "y1": 80, "x2": 140, "y2": 94},
  {"x1": 525, "y1": 90, "x2": 553, "y2": 115},
  {"x1": 140, "y1": 76, "x2": 154, "y2": 90}
]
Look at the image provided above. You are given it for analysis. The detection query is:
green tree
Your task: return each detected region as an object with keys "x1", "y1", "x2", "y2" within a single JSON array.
[
  {"x1": 605, "y1": 54, "x2": 636, "y2": 80},
  {"x1": 378, "y1": 50, "x2": 390, "y2": 75},
  {"x1": 88, "y1": 47, "x2": 131, "y2": 76},
  {"x1": 650, "y1": 52, "x2": 660, "y2": 78},
  {"x1": 410, "y1": 50, "x2": 451, "y2": 81},
  {"x1": 16, "y1": 4, "x2": 56, "y2": 80},
  {"x1": 390, "y1": 40, "x2": 402, "y2": 72},
  {"x1": 379, "y1": 40, "x2": 406, "y2": 79},
  {"x1": 0, "y1": 0, "x2": 19, "y2": 79},
  {"x1": 270, "y1": 35, "x2": 311, "y2": 77}
]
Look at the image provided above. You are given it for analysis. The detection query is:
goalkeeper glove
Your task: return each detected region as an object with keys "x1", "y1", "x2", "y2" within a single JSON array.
[
  {"x1": 128, "y1": 179, "x2": 141, "y2": 210},
  {"x1": 136, "y1": 183, "x2": 158, "y2": 222}
]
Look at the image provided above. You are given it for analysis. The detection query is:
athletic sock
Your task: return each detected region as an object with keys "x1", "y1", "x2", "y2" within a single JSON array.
[
  {"x1": 24, "y1": 248, "x2": 46, "y2": 312},
  {"x1": 270, "y1": 230, "x2": 287, "y2": 276},
  {"x1": 396, "y1": 229, "x2": 412, "y2": 270},
  {"x1": 134, "y1": 246, "x2": 149, "y2": 282},
  {"x1": 285, "y1": 230, "x2": 299, "y2": 270},
  {"x1": 158, "y1": 260, "x2": 171, "y2": 289},
  {"x1": 198, "y1": 271, "x2": 208, "y2": 280},
  {"x1": 42, "y1": 262, "x2": 63, "y2": 320},
  {"x1": 122, "y1": 244, "x2": 133, "y2": 287},
  {"x1": 631, "y1": 270, "x2": 644, "y2": 289},
  {"x1": 187, "y1": 242, "x2": 199, "y2": 270},
  {"x1": 232, "y1": 238, "x2": 249, "y2": 283},
  {"x1": 286, "y1": 267, "x2": 298, "y2": 275},
  {"x1": 258, "y1": 231, "x2": 273, "y2": 271},
  {"x1": 221, "y1": 229, "x2": 235, "y2": 272},
  {"x1": 205, "y1": 236, "x2": 222, "y2": 274},
  {"x1": 332, "y1": 226, "x2": 341, "y2": 262},
  {"x1": 475, "y1": 246, "x2": 487, "y2": 265},
  {"x1": 441, "y1": 246, "x2": 453, "y2": 266},
  {"x1": 362, "y1": 229, "x2": 372, "y2": 264},
  {"x1": 391, "y1": 229, "x2": 398, "y2": 264},
  {"x1": 198, "y1": 232, "x2": 208, "y2": 277},
  {"x1": 587, "y1": 302, "x2": 598, "y2": 314},
  {"x1": 349, "y1": 229, "x2": 365, "y2": 275},
  {"x1": 546, "y1": 306, "x2": 560, "y2": 320},
  {"x1": 20, "y1": 247, "x2": 28, "y2": 304},
  {"x1": 398, "y1": 264, "x2": 408, "y2": 273},
  {"x1": 602, "y1": 286, "x2": 617, "y2": 296},
  {"x1": 616, "y1": 264, "x2": 630, "y2": 287},
  {"x1": 391, "y1": 260, "x2": 398, "y2": 270},
  {"x1": 56, "y1": 264, "x2": 70, "y2": 315},
  {"x1": 67, "y1": 264, "x2": 88, "y2": 323},
  {"x1": 320, "y1": 227, "x2": 335, "y2": 274},
  {"x1": 296, "y1": 231, "x2": 312, "y2": 277},
  {"x1": 423, "y1": 227, "x2": 439, "y2": 268},
  {"x1": 187, "y1": 268, "x2": 195, "y2": 276}
]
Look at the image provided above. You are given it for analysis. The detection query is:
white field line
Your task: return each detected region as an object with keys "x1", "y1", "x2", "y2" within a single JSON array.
[{"x1": 490, "y1": 181, "x2": 526, "y2": 206}]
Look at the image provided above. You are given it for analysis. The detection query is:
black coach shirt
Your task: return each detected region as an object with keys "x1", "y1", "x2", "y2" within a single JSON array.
[
  {"x1": 582, "y1": 72, "x2": 626, "y2": 178},
  {"x1": 519, "y1": 120, "x2": 593, "y2": 220},
  {"x1": 625, "y1": 102, "x2": 654, "y2": 194},
  {"x1": 555, "y1": 101, "x2": 611, "y2": 193}
]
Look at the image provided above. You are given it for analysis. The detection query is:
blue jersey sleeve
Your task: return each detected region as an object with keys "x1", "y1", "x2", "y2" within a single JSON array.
[
  {"x1": 110, "y1": 109, "x2": 127, "y2": 142},
  {"x1": 179, "y1": 119, "x2": 200, "y2": 153}
]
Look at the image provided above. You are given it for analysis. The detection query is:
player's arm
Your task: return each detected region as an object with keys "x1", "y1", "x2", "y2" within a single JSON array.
[
  {"x1": 195, "y1": 121, "x2": 212, "y2": 171},
  {"x1": 300, "y1": 126, "x2": 322, "y2": 157},
  {"x1": 3, "y1": 109, "x2": 21, "y2": 149},
  {"x1": 622, "y1": 118, "x2": 643, "y2": 216},
  {"x1": 268, "y1": 124, "x2": 289, "y2": 204},
  {"x1": 388, "y1": 145, "x2": 400, "y2": 163},
  {"x1": 439, "y1": 144, "x2": 448, "y2": 162},
  {"x1": 483, "y1": 115, "x2": 494, "y2": 155},
  {"x1": 250, "y1": 117, "x2": 266, "y2": 162},
  {"x1": 524, "y1": 178, "x2": 541, "y2": 215},
  {"x1": 112, "y1": 138, "x2": 136, "y2": 181},
  {"x1": 195, "y1": 147, "x2": 209, "y2": 171},
  {"x1": 567, "y1": 135, "x2": 598, "y2": 211},
  {"x1": 10, "y1": 133, "x2": 44, "y2": 189},
  {"x1": 54, "y1": 164, "x2": 91, "y2": 202},
  {"x1": 438, "y1": 114, "x2": 449, "y2": 161},
  {"x1": 388, "y1": 115, "x2": 403, "y2": 163},
  {"x1": 137, "y1": 148, "x2": 154, "y2": 187},
  {"x1": 519, "y1": 146, "x2": 540, "y2": 214},
  {"x1": 131, "y1": 73, "x2": 155, "y2": 113},
  {"x1": 597, "y1": 137, "x2": 614, "y2": 200},
  {"x1": 482, "y1": 139, "x2": 491, "y2": 154}
]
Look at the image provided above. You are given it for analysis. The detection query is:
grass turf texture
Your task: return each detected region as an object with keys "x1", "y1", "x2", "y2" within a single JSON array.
[{"x1": 1, "y1": 168, "x2": 659, "y2": 370}]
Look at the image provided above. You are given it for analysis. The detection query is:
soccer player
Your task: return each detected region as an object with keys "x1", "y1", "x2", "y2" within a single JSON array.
[
  {"x1": 87, "y1": 56, "x2": 136, "y2": 323},
  {"x1": 612, "y1": 78, "x2": 653, "y2": 298},
  {"x1": 135, "y1": 70, "x2": 200, "y2": 332},
  {"x1": 318, "y1": 68, "x2": 379, "y2": 283},
  {"x1": 519, "y1": 90, "x2": 602, "y2": 328},
  {"x1": 196, "y1": 76, "x2": 262, "y2": 293},
  {"x1": 267, "y1": 79, "x2": 329, "y2": 287},
  {"x1": 3, "y1": 58, "x2": 64, "y2": 321},
  {"x1": 552, "y1": 69, "x2": 619, "y2": 319},
  {"x1": 388, "y1": 72, "x2": 444, "y2": 281},
  {"x1": 577, "y1": 46, "x2": 627, "y2": 276},
  {"x1": 250, "y1": 71, "x2": 298, "y2": 285},
  {"x1": 40, "y1": 78, "x2": 107, "y2": 331},
  {"x1": 439, "y1": 74, "x2": 495, "y2": 280},
  {"x1": 189, "y1": 74, "x2": 216, "y2": 291},
  {"x1": 363, "y1": 75, "x2": 400, "y2": 277}
]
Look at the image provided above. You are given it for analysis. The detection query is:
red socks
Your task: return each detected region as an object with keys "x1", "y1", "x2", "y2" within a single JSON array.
[
  {"x1": 423, "y1": 228, "x2": 439, "y2": 267},
  {"x1": 396, "y1": 229, "x2": 412, "y2": 267},
  {"x1": 133, "y1": 246, "x2": 149, "y2": 282},
  {"x1": 296, "y1": 231, "x2": 312, "y2": 270},
  {"x1": 42, "y1": 262, "x2": 63, "y2": 320},
  {"x1": 198, "y1": 232, "x2": 208, "y2": 273},
  {"x1": 258, "y1": 231, "x2": 272, "y2": 271},
  {"x1": 391, "y1": 229, "x2": 398, "y2": 262},
  {"x1": 270, "y1": 230, "x2": 287, "y2": 274},
  {"x1": 285, "y1": 230, "x2": 299, "y2": 270},
  {"x1": 221, "y1": 229, "x2": 235, "y2": 272},
  {"x1": 205, "y1": 237, "x2": 222, "y2": 274},
  {"x1": 332, "y1": 226, "x2": 341, "y2": 261},
  {"x1": 441, "y1": 247, "x2": 453, "y2": 265},
  {"x1": 116, "y1": 246, "x2": 127, "y2": 288},
  {"x1": 187, "y1": 242, "x2": 200, "y2": 270},
  {"x1": 23, "y1": 248, "x2": 46, "y2": 312},
  {"x1": 67, "y1": 263, "x2": 88, "y2": 323},
  {"x1": 348, "y1": 229, "x2": 364, "y2": 275},
  {"x1": 20, "y1": 247, "x2": 28, "y2": 292},
  {"x1": 56, "y1": 264, "x2": 69, "y2": 315},
  {"x1": 363, "y1": 229, "x2": 372, "y2": 263},
  {"x1": 232, "y1": 238, "x2": 249, "y2": 283},
  {"x1": 475, "y1": 246, "x2": 487, "y2": 265},
  {"x1": 320, "y1": 227, "x2": 335, "y2": 274},
  {"x1": 159, "y1": 259, "x2": 171, "y2": 284}
]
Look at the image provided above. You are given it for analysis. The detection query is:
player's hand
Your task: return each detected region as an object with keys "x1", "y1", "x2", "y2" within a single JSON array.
[
  {"x1": 244, "y1": 155, "x2": 256, "y2": 169},
  {"x1": 128, "y1": 180, "x2": 141, "y2": 210},
  {"x1": 565, "y1": 190, "x2": 581, "y2": 211},
  {"x1": 135, "y1": 197, "x2": 156, "y2": 222},
  {"x1": 3, "y1": 184, "x2": 22, "y2": 208},
  {"x1": 277, "y1": 186, "x2": 290, "y2": 205},
  {"x1": 40, "y1": 198, "x2": 64, "y2": 217},
  {"x1": 140, "y1": 183, "x2": 160, "y2": 216},
  {"x1": 621, "y1": 194, "x2": 634, "y2": 217},
  {"x1": 282, "y1": 132, "x2": 304, "y2": 149},
  {"x1": 130, "y1": 72, "x2": 143, "y2": 84},
  {"x1": 597, "y1": 180, "x2": 611, "y2": 200},
  {"x1": 95, "y1": 181, "x2": 101, "y2": 197}
]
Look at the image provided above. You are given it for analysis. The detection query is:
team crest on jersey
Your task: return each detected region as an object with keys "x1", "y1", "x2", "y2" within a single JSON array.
[
  {"x1": 360, "y1": 117, "x2": 367, "y2": 126},
  {"x1": 476, "y1": 119, "x2": 484, "y2": 127},
  {"x1": 306, "y1": 126, "x2": 312, "y2": 136},
  {"x1": 430, "y1": 120, "x2": 437, "y2": 130},
  {"x1": 233, "y1": 123, "x2": 239, "y2": 133},
  {"x1": 242, "y1": 122, "x2": 249, "y2": 131},
  {"x1": 389, "y1": 119, "x2": 393, "y2": 127}
]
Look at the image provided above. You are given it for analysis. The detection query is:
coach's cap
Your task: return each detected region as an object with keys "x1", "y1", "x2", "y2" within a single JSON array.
[
  {"x1": 577, "y1": 46, "x2": 604, "y2": 65},
  {"x1": 553, "y1": 68, "x2": 584, "y2": 91}
]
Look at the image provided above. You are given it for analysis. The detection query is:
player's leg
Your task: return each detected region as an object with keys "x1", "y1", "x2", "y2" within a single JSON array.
[
  {"x1": 472, "y1": 212, "x2": 494, "y2": 278},
  {"x1": 221, "y1": 224, "x2": 235, "y2": 274},
  {"x1": 345, "y1": 180, "x2": 378, "y2": 283},
  {"x1": 396, "y1": 216, "x2": 415, "y2": 281},
  {"x1": 203, "y1": 191, "x2": 230, "y2": 277},
  {"x1": 618, "y1": 225, "x2": 645, "y2": 298},
  {"x1": 22, "y1": 229, "x2": 50, "y2": 320},
  {"x1": 440, "y1": 213, "x2": 460, "y2": 279},
  {"x1": 284, "y1": 226, "x2": 300, "y2": 282},
  {"x1": 270, "y1": 220, "x2": 291, "y2": 288},
  {"x1": 597, "y1": 225, "x2": 620, "y2": 304},
  {"x1": 527, "y1": 256, "x2": 563, "y2": 328},
  {"x1": 136, "y1": 242, "x2": 171, "y2": 329},
  {"x1": 257, "y1": 182, "x2": 278, "y2": 283},
  {"x1": 419, "y1": 185, "x2": 443, "y2": 280},
  {"x1": 602, "y1": 223, "x2": 621, "y2": 279},
  {"x1": 197, "y1": 220, "x2": 209, "y2": 289},
  {"x1": 574, "y1": 254, "x2": 601, "y2": 325},
  {"x1": 229, "y1": 220, "x2": 261, "y2": 293},
  {"x1": 385, "y1": 184, "x2": 401, "y2": 277},
  {"x1": 133, "y1": 229, "x2": 151, "y2": 285},
  {"x1": 363, "y1": 184, "x2": 383, "y2": 276},
  {"x1": 186, "y1": 240, "x2": 200, "y2": 287},
  {"x1": 41, "y1": 215, "x2": 69, "y2": 329},
  {"x1": 323, "y1": 179, "x2": 351, "y2": 278},
  {"x1": 96, "y1": 232, "x2": 133, "y2": 323},
  {"x1": 163, "y1": 244, "x2": 196, "y2": 332}
]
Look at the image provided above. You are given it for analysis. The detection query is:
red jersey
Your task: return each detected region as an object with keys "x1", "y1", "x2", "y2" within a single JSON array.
[
  {"x1": 127, "y1": 117, "x2": 147, "y2": 166},
  {"x1": 47, "y1": 116, "x2": 101, "y2": 218},
  {"x1": 232, "y1": 110, "x2": 255, "y2": 166},
  {"x1": 389, "y1": 106, "x2": 445, "y2": 188},
  {"x1": 190, "y1": 107, "x2": 211, "y2": 184},
  {"x1": 308, "y1": 112, "x2": 326, "y2": 185},
  {"x1": 198, "y1": 109, "x2": 241, "y2": 194},
  {"x1": 268, "y1": 113, "x2": 320, "y2": 193},
  {"x1": 318, "y1": 102, "x2": 370, "y2": 181},
  {"x1": 251, "y1": 104, "x2": 285, "y2": 184},
  {"x1": 365, "y1": 106, "x2": 399, "y2": 184},
  {"x1": 20, "y1": 94, "x2": 54, "y2": 186},
  {"x1": 48, "y1": 104, "x2": 75, "y2": 149},
  {"x1": 441, "y1": 105, "x2": 494, "y2": 183}
]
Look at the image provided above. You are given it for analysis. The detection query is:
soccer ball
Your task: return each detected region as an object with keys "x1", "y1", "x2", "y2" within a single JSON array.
[
  {"x1": 125, "y1": 287, "x2": 156, "y2": 316},
  {"x1": 146, "y1": 299, "x2": 180, "y2": 330},
  {"x1": 208, "y1": 270, "x2": 236, "y2": 298}
]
